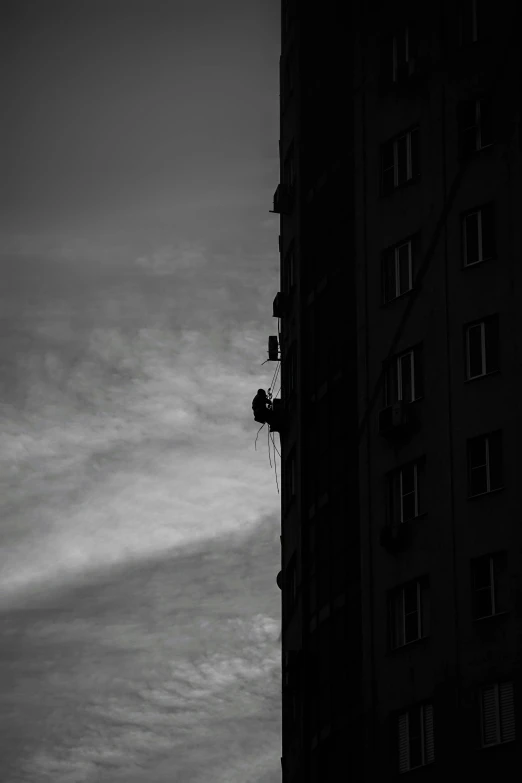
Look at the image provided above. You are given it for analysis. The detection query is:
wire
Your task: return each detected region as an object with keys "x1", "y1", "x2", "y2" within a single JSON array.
[
  {"x1": 254, "y1": 422, "x2": 265, "y2": 450},
  {"x1": 271, "y1": 432, "x2": 280, "y2": 494},
  {"x1": 271, "y1": 432, "x2": 281, "y2": 458},
  {"x1": 267, "y1": 425, "x2": 273, "y2": 469}
]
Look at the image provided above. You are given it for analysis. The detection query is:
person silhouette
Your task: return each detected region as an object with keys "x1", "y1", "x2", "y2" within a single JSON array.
[{"x1": 252, "y1": 388, "x2": 271, "y2": 424}]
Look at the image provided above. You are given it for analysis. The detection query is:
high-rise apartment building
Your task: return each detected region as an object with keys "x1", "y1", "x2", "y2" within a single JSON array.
[{"x1": 272, "y1": 1, "x2": 521, "y2": 779}]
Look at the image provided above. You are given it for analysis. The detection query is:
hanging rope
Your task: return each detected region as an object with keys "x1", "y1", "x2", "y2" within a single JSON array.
[{"x1": 254, "y1": 421, "x2": 265, "y2": 450}]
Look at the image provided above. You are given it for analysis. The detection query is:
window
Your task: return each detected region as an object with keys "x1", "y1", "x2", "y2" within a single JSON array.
[
  {"x1": 389, "y1": 578, "x2": 428, "y2": 648},
  {"x1": 467, "y1": 430, "x2": 503, "y2": 497},
  {"x1": 462, "y1": 203, "x2": 495, "y2": 266},
  {"x1": 398, "y1": 704, "x2": 435, "y2": 773},
  {"x1": 460, "y1": 0, "x2": 492, "y2": 46},
  {"x1": 457, "y1": 97, "x2": 493, "y2": 157},
  {"x1": 387, "y1": 459, "x2": 424, "y2": 524},
  {"x1": 481, "y1": 682, "x2": 516, "y2": 747},
  {"x1": 471, "y1": 552, "x2": 507, "y2": 620},
  {"x1": 465, "y1": 315, "x2": 499, "y2": 379},
  {"x1": 382, "y1": 239, "x2": 414, "y2": 302},
  {"x1": 381, "y1": 128, "x2": 420, "y2": 194},
  {"x1": 384, "y1": 345, "x2": 424, "y2": 404},
  {"x1": 382, "y1": 26, "x2": 418, "y2": 85}
]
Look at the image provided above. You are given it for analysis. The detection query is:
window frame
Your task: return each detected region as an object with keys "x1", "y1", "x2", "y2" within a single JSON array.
[
  {"x1": 387, "y1": 459, "x2": 424, "y2": 525},
  {"x1": 462, "y1": 202, "x2": 496, "y2": 267},
  {"x1": 382, "y1": 238, "x2": 414, "y2": 303},
  {"x1": 390, "y1": 578, "x2": 427, "y2": 649},
  {"x1": 398, "y1": 703, "x2": 435, "y2": 773},
  {"x1": 467, "y1": 431, "x2": 503, "y2": 497},
  {"x1": 458, "y1": 97, "x2": 493, "y2": 158},
  {"x1": 471, "y1": 552, "x2": 507, "y2": 620},
  {"x1": 383, "y1": 343, "x2": 423, "y2": 406},
  {"x1": 381, "y1": 127, "x2": 420, "y2": 195},
  {"x1": 464, "y1": 315, "x2": 499, "y2": 380},
  {"x1": 480, "y1": 682, "x2": 516, "y2": 747}
]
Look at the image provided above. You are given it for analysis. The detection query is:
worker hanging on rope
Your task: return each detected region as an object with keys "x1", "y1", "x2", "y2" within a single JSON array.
[{"x1": 252, "y1": 388, "x2": 272, "y2": 424}]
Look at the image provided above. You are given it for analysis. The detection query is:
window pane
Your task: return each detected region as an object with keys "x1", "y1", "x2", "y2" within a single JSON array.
[
  {"x1": 402, "y1": 492, "x2": 416, "y2": 522},
  {"x1": 464, "y1": 212, "x2": 480, "y2": 264},
  {"x1": 401, "y1": 464, "x2": 415, "y2": 495},
  {"x1": 397, "y1": 136, "x2": 408, "y2": 184},
  {"x1": 485, "y1": 316, "x2": 499, "y2": 372},
  {"x1": 397, "y1": 243, "x2": 412, "y2": 294},
  {"x1": 473, "y1": 556, "x2": 492, "y2": 590},
  {"x1": 404, "y1": 582, "x2": 418, "y2": 614},
  {"x1": 467, "y1": 323, "x2": 485, "y2": 377},
  {"x1": 488, "y1": 431, "x2": 503, "y2": 490},
  {"x1": 410, "y1": 128, "x2": 420, "y2": 178},
  {"x1": 399, "y1": 352, "x2": 413, "y2": 401},
  {"x1": 405, "y1": 610, "x2": 420, "y2": 643},
  {"x1": 479, "y1": 97, "x2": 493, "y2": 147},
  {"x1": 476, "y1": 587, "x2": 494, "y2": 618},
  {"x1": 470, "y1": 465, "x2": 488, "y2": 496},
  {"x1": 480, "y1": 203, "x2": 496, "y2": 260},
  {"x1": 469, "y1": 436, "x2": 487, "y2": 469}
]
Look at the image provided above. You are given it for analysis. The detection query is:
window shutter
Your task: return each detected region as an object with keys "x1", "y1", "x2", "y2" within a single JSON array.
[
  {"x1": 424, "y1": 704, "x2": 435, "y2": 764},
  {"x1": 481, "y1": 685, "x2": 499, "y2": 746},
  {"x1": 480, "y1": 202, "x2": 496, "y2": 260},
  {"x1": 488, "y1": 430, "x2": 503, "y2": 491},
  {"x1": 499, "y1": 682, "x2": 516, "y2": 743},
  {"x1": 398, "y1": 712, "x2": 409, "y2": 773},
  {"x1": 485, "y1": 315, "x2": 499, "y2": 373}
]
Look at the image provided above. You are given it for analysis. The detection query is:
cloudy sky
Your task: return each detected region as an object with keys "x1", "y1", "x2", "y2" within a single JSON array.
[{"x1": 0, "y1": 1, "x2": 282, "y2": 780}]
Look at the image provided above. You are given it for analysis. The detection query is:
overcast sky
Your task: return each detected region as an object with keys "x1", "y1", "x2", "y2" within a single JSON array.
[{"x1": 0, "y1": 1, "x2": 282, "y2": 780}]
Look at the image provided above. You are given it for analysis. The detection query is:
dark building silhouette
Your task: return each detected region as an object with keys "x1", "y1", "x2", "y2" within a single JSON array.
[{"x1": 270, "y1": 1, "x2": 522, "y2": 779}]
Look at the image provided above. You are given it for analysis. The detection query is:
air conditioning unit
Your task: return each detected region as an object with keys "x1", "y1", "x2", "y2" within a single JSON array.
[
  {"x1": 378, "y1": 401, "x2": 411, "y2": 435},
  {"x1": 271, "y1": 184, "x2": 293, "y2": 215},
  {"x1": 273, "y1": 292, "x2": 287, "y2": 318},
  {"x1": 268, "y1": 335, "x2": 279, "y2": 361}
]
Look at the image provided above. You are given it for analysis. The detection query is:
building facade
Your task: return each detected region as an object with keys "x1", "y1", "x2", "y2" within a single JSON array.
[{"x1": 273, "y1": 1, "x2": 521, "y2": 779}]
